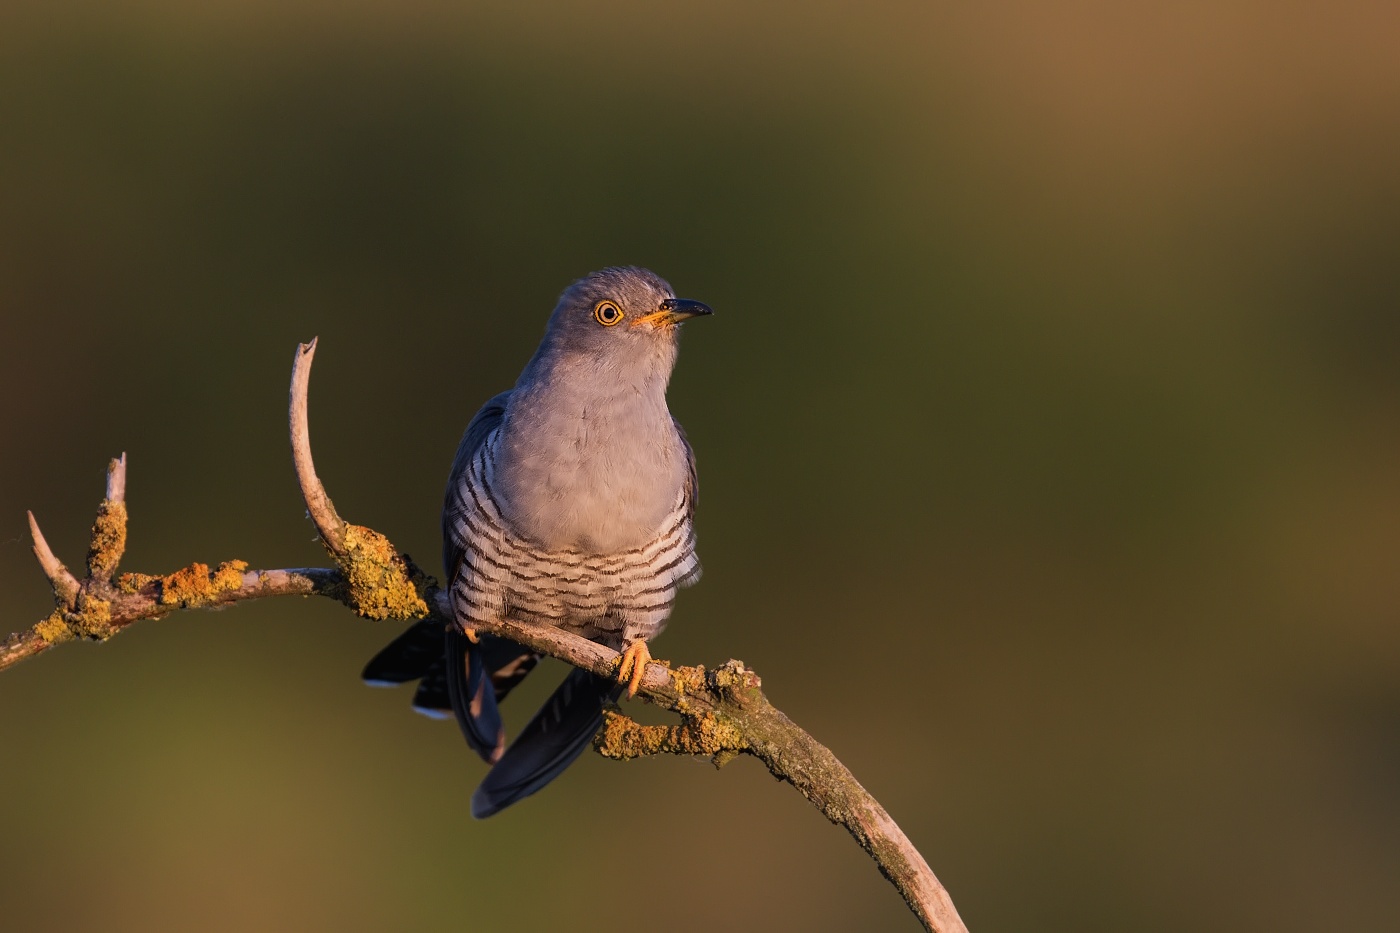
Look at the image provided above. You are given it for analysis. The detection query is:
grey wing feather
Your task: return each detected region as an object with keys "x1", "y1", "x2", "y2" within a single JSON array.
[
  {"x1": 443, "y1": 390, "x2": 512, "y2": 576},
  {"x1": 673, "y1": 417, "x2": 702, "y2": 591},
  {"x1": 673, "y1": 416, "x2": 698, "y2": 513},
  {"x1": 441, "y1": 390, "x2": 515, "y2": 764}
]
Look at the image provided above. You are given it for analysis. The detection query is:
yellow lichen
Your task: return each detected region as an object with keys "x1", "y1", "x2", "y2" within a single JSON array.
[
  {"x1": 594, "y1": 709, "x2": 747, "y2": 763},
  {"x1": 116, "y1": 572, "x2": 160, "y2": 595},
  {"x1": 337, "y1": 524, "x2": 429, "y2": 621},
  {"x1": 67, "y1": 592, "x2": 115, "y2": 640},
  {"x1": 712, "y1": 659, "x2": 763, "y2": 707},
  {"x1": 711, "y1": 748, "x2": 741, "y2": 769},
  {"x1": 159, "y1": 560, "x2": 249, "y2": 608},
  {"x1": 669, "y1": 663, "x2": 708, "y2": 695},
  {"x1": 33, "y1": 610, "x2": 72, "y2": 645},
  {"x1": 210, "y1": 560, "x2": 247, "y2": 592},
  {"x1": 689, "y1": 711, "x2": 747, "y2": 753},
  {"x1": 86, "y1": 499, "x2": 127, "y2": 579}
]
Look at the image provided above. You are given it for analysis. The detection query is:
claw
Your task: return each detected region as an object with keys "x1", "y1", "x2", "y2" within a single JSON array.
[
  {"x1": 463, "y1": 626, "x2": 479, "y2": 644},
  {"x1": 616, "y1": 639, "x2": 652, "y2": 698}
]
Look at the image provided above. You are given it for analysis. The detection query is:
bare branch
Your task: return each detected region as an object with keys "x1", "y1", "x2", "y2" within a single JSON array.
[
  {"x1": 290, "y1": 338, "x2": 347, "y2": 555},
  {"x1": 1, "y1": 627, "x2": 55, "y2": 670},
  {"x1": 27, "y1": 511, "x2": 80, "y2": 606},
  {"x1": 106, "y1": 452, "x2": 127, "y2": 504}
]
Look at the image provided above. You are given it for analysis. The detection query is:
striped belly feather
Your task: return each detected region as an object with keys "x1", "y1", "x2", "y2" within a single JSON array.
[{"x1": 446, "y1": 429, "x2": 699, "y2": 645}]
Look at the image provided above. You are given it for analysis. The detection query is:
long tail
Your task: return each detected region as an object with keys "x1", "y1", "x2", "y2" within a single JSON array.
[
  {"x1": 363, "y1": 619, "x2": 616, "y2": 814},
  {"x1": 471, "y1": 667, "x2": 621, "y2": 819},
  {"x1": 444, "y1": 628, "x2": 506, "y2": 763},
  {"x1": 361, "y1": 619, "x2": 538, "y2": 763}
]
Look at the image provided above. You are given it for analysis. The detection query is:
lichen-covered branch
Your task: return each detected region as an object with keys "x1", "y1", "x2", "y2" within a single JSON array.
[
  {"x1": 290, "y1": 339, "x2": 429, "y2": 622},
  {"x1": 87, "y1": 453, "x2": 128, "y2": 582},
  {"x1": 1, "y1": 340, "x2": 969, "y2": 933},
  {"x1": 1, "y1": 555, "x2": 341, "y2": 671}
]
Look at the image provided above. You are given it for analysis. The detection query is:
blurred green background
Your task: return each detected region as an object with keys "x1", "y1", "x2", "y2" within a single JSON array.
[{"x1": 2, "y1": 2, "x2": 1397, "y2": 930}]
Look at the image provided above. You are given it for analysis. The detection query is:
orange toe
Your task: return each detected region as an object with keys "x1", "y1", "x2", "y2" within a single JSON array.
[{"x1": 616, "y1": 640, "x2": 652, "y2": 698}]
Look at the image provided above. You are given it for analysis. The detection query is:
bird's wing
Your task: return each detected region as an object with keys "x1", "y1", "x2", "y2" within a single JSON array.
[
  {"x1": 441, "y1": 390, "x2": 530, "y2": 763},
  {"x1": 442, "y1": 390, "x2": 513, "y2": 579},
  {"x1": 471, "y1": 667, "x2": 621, "y2": 819},
  {"x1": 673, "y1": 416, "x2": 699, "y2": 514},
  {"x1": 361, "y1": 390, "x2": 539, "y2": 763},
  {"x1": 471, "y1": 421, "x2": 697, "y2": 816}
]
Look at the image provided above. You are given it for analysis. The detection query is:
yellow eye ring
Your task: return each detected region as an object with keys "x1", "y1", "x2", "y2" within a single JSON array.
[{"x1": 593, "y1": 300, "x2": 624, "y2": 326}]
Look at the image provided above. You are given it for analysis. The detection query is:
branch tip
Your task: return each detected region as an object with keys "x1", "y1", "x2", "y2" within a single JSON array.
[
  {"x1": 27, "y1": 511, "x2": 80, "y2": 604},
  {"x1": 289, "y1": 337, "x2": 346, "y2": 554},
  {"x1": 105, "y1": 453, "x2": 127, "y2": 504},
  {"x1": 87, "y1": 453, "x2": 131, "y2": 580}
]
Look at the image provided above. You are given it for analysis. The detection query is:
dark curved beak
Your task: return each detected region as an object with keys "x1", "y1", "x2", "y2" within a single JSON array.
[{"x1": 657, "y1": 297, "x2": 714, "y2": 323}]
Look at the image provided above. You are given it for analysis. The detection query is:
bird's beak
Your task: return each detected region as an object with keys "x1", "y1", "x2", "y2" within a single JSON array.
[{"x1": 634, "y1": 298, "x2": 714, "y2": 328}]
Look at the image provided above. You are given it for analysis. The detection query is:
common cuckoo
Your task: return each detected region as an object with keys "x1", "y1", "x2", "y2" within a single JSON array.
[{"x1": 362, "y1": 267, "x2": 711, "y2": 818}]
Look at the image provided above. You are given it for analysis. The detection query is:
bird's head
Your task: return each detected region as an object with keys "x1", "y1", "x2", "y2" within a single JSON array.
[{"x1": 542, "y1": 267, "x2": 713, "y2": 359}]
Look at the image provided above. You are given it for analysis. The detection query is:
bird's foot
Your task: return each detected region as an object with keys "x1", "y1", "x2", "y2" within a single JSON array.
[
  {"x1": 462, "y1": 626, "x2": 479, "y2": 644},
  {"x1": 615, "y1": 640, "x2": 654, "y2": 699}
]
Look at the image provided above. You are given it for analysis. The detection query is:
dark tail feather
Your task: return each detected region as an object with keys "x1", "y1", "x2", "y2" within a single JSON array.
[
  {"x1": 364, "y1": 618, "x2": 539, "y2": 703},
  {"x1": 477, "y1": 637, "x2": 542, "y2": 702},
  {"x1": 445, "y1": 629, "x2": 506, "y2": 764},
  {"x1": 411, "y1": 657, "x2": 452, "y2": 718},
  {"x1": 362, "y1": 618, "x2": 444, "y2": 685},
  {"x1": 471, "y1": 667, "x2": 621, "y2": 819}
]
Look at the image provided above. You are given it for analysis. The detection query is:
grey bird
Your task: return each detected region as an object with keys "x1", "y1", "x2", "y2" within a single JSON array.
[{"x1": 362, "y1": 267, "x2": 711, "y2": 818}]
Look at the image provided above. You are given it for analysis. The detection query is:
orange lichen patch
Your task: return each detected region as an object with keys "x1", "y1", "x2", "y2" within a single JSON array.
[
  {"x1": 33, "y1": 610, "x2": 72, "y2": 645},
  {"x1": 159, "y1": 560, "x2": 249, "y2": 609},
  {"x1": 116, "y1": 572, "x2": 160, "y2": 595},
  {"x1": 86, "y1": 499, "x2": 127, "y2": 579},
  {"x1": 338, "y1": 524, "x2": 430, "y2": 621},
  {"x1": 594, "y1": 708, "x2": 747, "y2": 764}
]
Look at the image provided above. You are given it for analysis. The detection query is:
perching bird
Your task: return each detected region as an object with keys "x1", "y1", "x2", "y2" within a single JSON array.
[{"x1": 362, "y1": 267, "x2": 710, "y2": 818}]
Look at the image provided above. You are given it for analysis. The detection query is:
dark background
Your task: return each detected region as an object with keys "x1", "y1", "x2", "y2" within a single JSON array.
[{"x1": 2, "y1": 3, "x2": 1397, "y2": 931}]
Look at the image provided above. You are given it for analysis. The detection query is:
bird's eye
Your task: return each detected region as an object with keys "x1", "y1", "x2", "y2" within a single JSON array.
[{"x1": 593, "y1": 301, "x2": 623, "y2": 326}]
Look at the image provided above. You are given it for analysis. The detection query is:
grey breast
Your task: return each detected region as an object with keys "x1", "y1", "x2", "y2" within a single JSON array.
[{"x1": 445, "y1": 424, "x2": 700, "y2": 648}]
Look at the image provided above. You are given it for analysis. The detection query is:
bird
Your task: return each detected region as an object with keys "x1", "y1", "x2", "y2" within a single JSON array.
[{"x1": 362, "y1": 266, "x2": 711, "y2": 818}]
